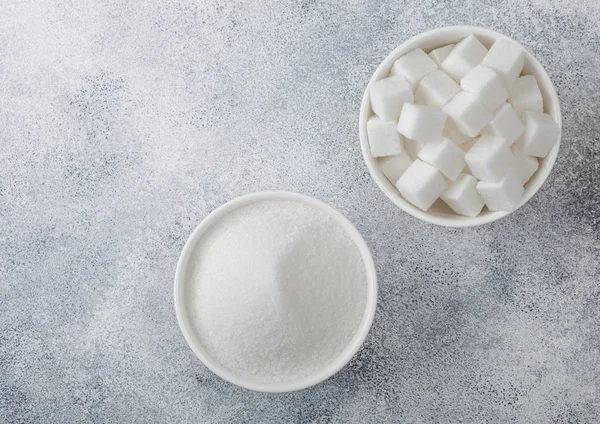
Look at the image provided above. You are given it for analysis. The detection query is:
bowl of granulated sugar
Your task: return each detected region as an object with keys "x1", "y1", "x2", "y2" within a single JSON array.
[{"x1": 174, "y1": 191, "x2": 377, "y2": 392}]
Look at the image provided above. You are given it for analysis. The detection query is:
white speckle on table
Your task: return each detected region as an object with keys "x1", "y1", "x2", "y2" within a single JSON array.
[{"x1": 1, "y1": 0, "x2": 600, "y2": 422}]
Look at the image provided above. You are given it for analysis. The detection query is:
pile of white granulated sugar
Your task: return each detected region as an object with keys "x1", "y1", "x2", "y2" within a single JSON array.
[{"x1": 186, "y1": 200, "x2": 367, "y2": 384}]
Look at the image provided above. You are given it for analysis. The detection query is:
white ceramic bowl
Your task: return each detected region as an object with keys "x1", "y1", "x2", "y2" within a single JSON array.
[
  {"x1": 174, "y1": 191, "x2": 378, "y2": 392},
  {"x1": 359, "y1": 26, "x2": 562, "y2": 227}
]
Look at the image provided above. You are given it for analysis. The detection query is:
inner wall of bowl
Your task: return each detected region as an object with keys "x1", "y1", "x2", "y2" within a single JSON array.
[{"x1": 366, "y1": 27, "x2": 560, "y2": 221}]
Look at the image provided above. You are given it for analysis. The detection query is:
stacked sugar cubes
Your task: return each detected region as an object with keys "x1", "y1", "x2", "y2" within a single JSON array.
[{"x1": 368, "y1": 35, "x2": 560, "y2": 217}]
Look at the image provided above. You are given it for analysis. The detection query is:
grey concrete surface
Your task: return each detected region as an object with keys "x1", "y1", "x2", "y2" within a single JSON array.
[{"x1": 1, "y1": 0, "x2": 600, "y2": 422}]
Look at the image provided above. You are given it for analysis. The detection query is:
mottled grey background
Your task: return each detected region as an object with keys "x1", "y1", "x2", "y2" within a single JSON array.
[{"x1": 1, "y1": 0, "x2": 599, "y2": 422}]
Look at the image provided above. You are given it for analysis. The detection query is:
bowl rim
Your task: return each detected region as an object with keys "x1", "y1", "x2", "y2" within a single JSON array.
[
  {"x1": 359, "y1": 25, "x2": 562, "y2": 227},
  {"x1": 173, "y1": 191, "x2": 378, "y2": 393}
]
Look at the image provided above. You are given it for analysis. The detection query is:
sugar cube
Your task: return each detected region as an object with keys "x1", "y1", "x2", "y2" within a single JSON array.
[
  {"x1": 464, "y1": 134, "x2": 515, "y2": 181},
  {"x1": 441, "y1": 173, "x2": 485, "y2": 217},
  {"x1": 396, "y1": 159, "x2": 448, "y2": 211},
  {"x1": 392, "y1": 48, "x2": 438, "y2": 88},
  {"x1": 482, "y1": 39, "x2": 524, "y2": 88},
  {"x1": 378, "y1": 151, "x2": 413, "y2": 184},
  {"x1": 405, "y1": 138, "x2": 425, "y2": 160},
  {"x1": 418, "y1": 137, "x2": 466, "y2": 180},
  {"x1": 484, "y1": 103, "x2": 524, "y2": 145},
  {"x1": 370, "y1": 76, "x2": 414, "y2": 121},
  {"x1": 443, "y1": 119, "x2": 472, "y2": 146},
  {"x1": 366, "y1": 116, "x2": 404, "y2": 157},
  {"x1": 477, "y1": 170, "x2": 524, "y2": 211},
  {"x1": 428, "y1": 44, "x2": 454, "y2": 67},
  {"x1": 441, "y1": 35, "x2": 488, "y2": 82},
  {"x1": 442, "y1": 92, "x2": 492, "y2": 137},
  {"x1": 397, "y1": 103, "x2": 447, "y2": 143},
  {"x1": 415, "y1": 70, "x2": 460, "y2": 108},
  {"x1": 509, "y1": 75, "x2": 543, "y2": 114},
  {"x1": 512, "y1": 148, "x2": 539, "y2": 184},
  {"x1": 514, "y1": 111, "x2": 560, "y2": 158},
  {"x1": 461, "y1": 65, "x2": 508, "y2": 111}
]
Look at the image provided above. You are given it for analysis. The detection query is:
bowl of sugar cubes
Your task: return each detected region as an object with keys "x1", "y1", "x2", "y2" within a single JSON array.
[{"x1": 359, "y1": 26, "x2": 561, "y2": 227}]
